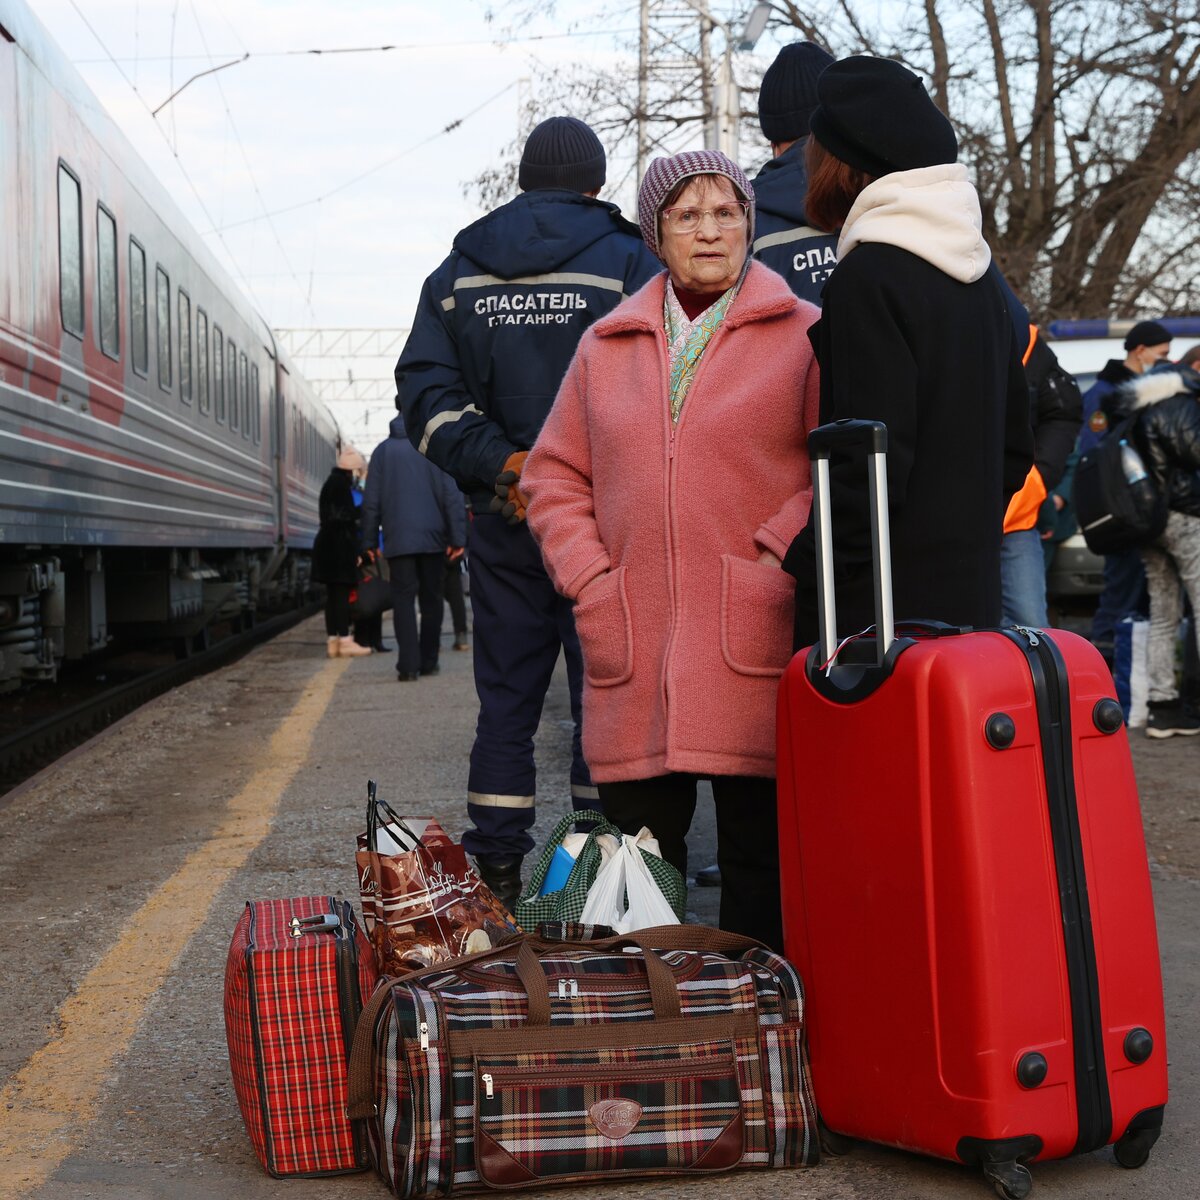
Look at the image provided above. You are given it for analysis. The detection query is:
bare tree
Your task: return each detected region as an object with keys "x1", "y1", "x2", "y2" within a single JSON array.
[{"x1": 473, "y1": 0, "x2": 1200, "y2": 320}]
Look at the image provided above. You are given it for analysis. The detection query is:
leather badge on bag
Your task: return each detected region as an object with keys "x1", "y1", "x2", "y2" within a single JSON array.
[{"x1": 589, "y1": 1098, "x2": 643, "y2": 1140}]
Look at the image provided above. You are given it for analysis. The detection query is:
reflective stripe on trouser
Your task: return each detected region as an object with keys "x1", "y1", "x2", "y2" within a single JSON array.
[{"x1": 463, "y1": 514, "x2": 595, "y2": 860}]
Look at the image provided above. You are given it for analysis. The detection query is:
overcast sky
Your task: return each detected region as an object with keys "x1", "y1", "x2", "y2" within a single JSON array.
[{"x1": 31, "y1": 0, "x2": 785, "y2": 448}]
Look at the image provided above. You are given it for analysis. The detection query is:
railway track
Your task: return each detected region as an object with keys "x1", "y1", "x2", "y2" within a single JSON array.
[{"x1": 0, "y1": 602, "x2": 320, "y2": 797}]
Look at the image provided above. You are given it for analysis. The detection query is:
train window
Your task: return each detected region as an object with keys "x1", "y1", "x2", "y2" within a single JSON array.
[
  {"x1": 213, "y1": 325, "x2": 224, "y2": 421},
  {"x1": 196, "y1": 309, "x2": 210, "y2": 414},
  {"x1": 57, "y1": 163, "x2": 84, "y2": 337},
  {"x1": 178, "y1": 290, "x2": 192, "y2": 404},
  {"x1": 96, "y1": 205, "x2": 119, "y2": 359},
  {"x1": 239, "y1": 352, "x2": 249, "y2": 438},
  {"x1": 228, "y1": 338, "x2": 239, "y2": 432},
  {"x1": 251, "y1": 365, "x2": 261, "y2": 444},
  {"x1": 155, "y1": 267, "x2": 171, "y2": 389},
  {"x1": 129, "y1": 239, "x2": 148, "y2": 375}
]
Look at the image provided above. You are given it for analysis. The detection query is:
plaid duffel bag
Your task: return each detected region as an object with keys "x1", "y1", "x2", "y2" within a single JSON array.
[{"x1": 347, "y1": 923, "x2": 819, "y2": 1196}]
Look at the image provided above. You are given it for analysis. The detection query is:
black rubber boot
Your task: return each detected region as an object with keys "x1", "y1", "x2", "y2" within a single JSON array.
[{"x1": 475, "y1": 856, "x2": 523, "y2": 910}]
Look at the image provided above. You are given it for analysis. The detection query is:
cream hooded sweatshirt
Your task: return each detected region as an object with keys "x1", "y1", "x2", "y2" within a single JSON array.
[{"x1": 837, "y1": 163, "x2": 991, "y2": 284}]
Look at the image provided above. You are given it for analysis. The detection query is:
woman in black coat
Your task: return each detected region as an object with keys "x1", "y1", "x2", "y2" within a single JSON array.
[
  {"x1": 312, "y1": 448, "x2": 371, "y2": 658},
  {"x1": 783, "y1": 56, "x2": 1033, "y2": 648}
]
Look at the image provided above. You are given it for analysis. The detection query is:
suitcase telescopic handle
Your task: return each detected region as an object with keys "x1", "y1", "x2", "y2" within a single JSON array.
[{"x1": 808, "y1": 418, "x2": 895, "y2": 666}]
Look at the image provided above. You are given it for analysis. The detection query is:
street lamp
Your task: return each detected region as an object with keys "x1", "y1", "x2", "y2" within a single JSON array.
[{"x1": 681, "y1": 1, "x2": 772, "y2": 162}]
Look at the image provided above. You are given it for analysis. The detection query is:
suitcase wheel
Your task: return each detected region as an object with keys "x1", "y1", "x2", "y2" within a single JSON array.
[
  {"x1": 982, "y1": 1160, "x2": 1033, "y2": 1200},
  {"x1": 1113, "y1": 1128, "x2": 1155, "y2": 1170}
]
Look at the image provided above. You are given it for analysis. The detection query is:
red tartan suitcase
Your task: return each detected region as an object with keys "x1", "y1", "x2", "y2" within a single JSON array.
[
  {"x1": 776, "y1": 420, "x2": 1168, "y2": 1199},
  {"x1": 223, "y1": 895, "x2": 379, "y2": 1177}
]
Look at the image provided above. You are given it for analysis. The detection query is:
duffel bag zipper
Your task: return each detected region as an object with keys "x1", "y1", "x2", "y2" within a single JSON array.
[{"x1": 480, "y1": 1055, "x2": 735, "y2": 1099}]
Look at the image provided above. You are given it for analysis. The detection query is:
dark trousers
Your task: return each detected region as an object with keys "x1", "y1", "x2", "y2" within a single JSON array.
[
  {"x1": 597, "y1": 773, "x2": 783, "y2": 952},
  {"x1": 463, "y1": 515, "x2": 594, "y2": 862},
  {"x1": 1090, "y1": 548, "x2": 1149, "y2": 658},
  {"x1": 445, "y1": 559, "x2": 468, "y2": 636},
  {"x1": 323, "y1": 582, "x2": 352, "y2": 638},
  {"x1": 388, "y1": 553, "x2": 445, "y2": 675}
]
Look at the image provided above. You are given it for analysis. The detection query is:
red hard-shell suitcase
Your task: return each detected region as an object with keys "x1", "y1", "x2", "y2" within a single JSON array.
[
  {"x1": 776, "y1": 419, "x2": 1168, "y2": 1198},
  {"x1": 224, "y1": 895, "x2": 379, "y2": 1177}
]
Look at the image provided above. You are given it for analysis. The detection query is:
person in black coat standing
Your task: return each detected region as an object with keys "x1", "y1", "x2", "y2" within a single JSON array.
[
  {"x1": 783, "y1": 56, "x2": 1033, "y2": 647},
  {"x1": 312, "y1": 448, "x2": 372, "y2": 658},
  {"x1": 1102, "y1": 364, "x2": 1200, "y2": 738}
]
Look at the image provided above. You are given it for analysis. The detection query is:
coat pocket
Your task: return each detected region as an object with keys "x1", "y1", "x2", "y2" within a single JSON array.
[
  {"x1": 720, "y1": 555, "x2": 795, "y2": 677},
  {"x1": 573, "y1": 567, "x2": 634, "y2": 687}
]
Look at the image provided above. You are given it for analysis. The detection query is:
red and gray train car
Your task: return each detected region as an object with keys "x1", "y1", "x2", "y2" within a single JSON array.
[{"x1": 0, "y1": 0, "x2": 339, "y2": 690}]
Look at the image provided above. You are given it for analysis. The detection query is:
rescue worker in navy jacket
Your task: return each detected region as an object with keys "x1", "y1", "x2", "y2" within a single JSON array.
[
  {"x1": 750, "y1": 42, "x2": 839, "y2": 305},
  {"x1": 395, "y1": 116, "x2": 660, "y2": 905}
]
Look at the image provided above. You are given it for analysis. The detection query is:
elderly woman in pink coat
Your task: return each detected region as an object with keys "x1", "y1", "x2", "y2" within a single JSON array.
[{"x1": 523, "y1": 149, "x2": 820, "y2": 948}]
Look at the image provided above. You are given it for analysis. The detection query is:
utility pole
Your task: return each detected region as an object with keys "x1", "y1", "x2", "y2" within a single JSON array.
[{"x1": 637, "y1": 0, "x2": 650, "y2": 187}]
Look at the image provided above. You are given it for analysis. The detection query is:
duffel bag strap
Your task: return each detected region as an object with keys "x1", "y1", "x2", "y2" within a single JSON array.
[
  {"x1": 347, "y1": 980, "x2": 400, "y2": 1121},
  {"x1": 514, "y1": 939, "x2": 682, "y2": 1024},
  {"x1": 529, "y1": 923, "x2": 765, "y2": 957}
]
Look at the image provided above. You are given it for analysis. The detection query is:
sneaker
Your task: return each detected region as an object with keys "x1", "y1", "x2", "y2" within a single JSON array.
[
  {"x1": 474, "y1": 855, "x2": 523, "y2": 910},
  {"x1": 336, "y1": 636, "x2": 371, "y2": 658},
  {"x1": 1145, "y1": 700, "x2": 1200, "y2": 739}
]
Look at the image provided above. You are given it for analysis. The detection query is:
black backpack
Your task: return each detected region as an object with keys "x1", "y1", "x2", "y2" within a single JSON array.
[{"x1": 1073, "y1": 417, "x2": 1167, "y2": 554}]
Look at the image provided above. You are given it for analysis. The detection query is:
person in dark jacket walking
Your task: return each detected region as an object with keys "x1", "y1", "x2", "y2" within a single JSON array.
[
  {"x1": 751, "y1": 41, "x2": 838, "y2": 305},
  {"x1": 312, "y1": 448, "x2": 372, "y2": 659},
  {"x1": 782, "y1": 56, "x2": 1033, "y2": 646},
  {"x1": 1083, "y1": 321, "x2": 1173, "y2": 660},
  {"x1": 1102, "y1": 364, "x2": 1200, "y2": 736},
  {"x1": 1000, "y1": 327, "x2": 1084, "y2": 626},
  {"x1": 395, "y1": 116, "x2": 661, "y2": 904},
  {"x1": 362, "y1": 411, "x2": 468, "y2": 680}
]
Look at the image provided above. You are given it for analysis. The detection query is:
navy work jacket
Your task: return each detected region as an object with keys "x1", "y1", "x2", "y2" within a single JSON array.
[
  {"x1": 395, "y1": 189, "x2": 661, "y2": 512},
  {"x1": 361, "y1": 416, "x2": 468, "y2": 557},
  {"x1": 750, "y1": 142, "x2": 838, "y2": 306}
]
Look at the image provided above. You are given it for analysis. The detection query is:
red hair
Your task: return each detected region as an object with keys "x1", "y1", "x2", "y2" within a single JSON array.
[{"x1": 804, "y1": 137, "x2": 874, "y2": 233}]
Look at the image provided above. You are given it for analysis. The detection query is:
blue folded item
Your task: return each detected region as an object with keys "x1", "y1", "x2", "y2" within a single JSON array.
[{"x1": 539, "y1": 844, "x2": 578, "y2": 896}]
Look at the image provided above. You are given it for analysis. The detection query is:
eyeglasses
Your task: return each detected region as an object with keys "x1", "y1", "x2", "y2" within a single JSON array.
[{"x1": 661, "y1": 201, "x2": 748, "y2": 234}]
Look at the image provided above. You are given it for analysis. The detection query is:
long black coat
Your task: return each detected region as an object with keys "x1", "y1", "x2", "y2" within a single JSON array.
[
  {"x1": 783, "y1": 244, "x2": 1033, "y2": 649},
  {"x1": 312, "y1": 468, "x2": 360, "y2": 585}
]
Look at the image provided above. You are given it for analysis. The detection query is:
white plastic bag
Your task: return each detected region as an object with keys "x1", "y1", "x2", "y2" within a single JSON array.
[{"x1": 579, "y1": 832, "x2": 680, "y2": 933}]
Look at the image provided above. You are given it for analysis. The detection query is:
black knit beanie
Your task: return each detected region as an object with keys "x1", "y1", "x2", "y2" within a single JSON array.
[
  {"x1": 518, "y1": 116, "x2": 606, "y2": 193},
  {"x1": 758, "y1": 42, "x2": 834, "y2": 143},
  {"x1": 1124, "y1": 320, "x2": 1172, "y2": 351},
  {"x1": 809, "y1": 56, "x2": 958, "y2": 178}
]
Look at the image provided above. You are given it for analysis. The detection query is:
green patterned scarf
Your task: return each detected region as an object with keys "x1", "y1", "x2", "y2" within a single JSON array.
[{"x1": 664, "y1": 277, "x2": 740, "y2": 423}]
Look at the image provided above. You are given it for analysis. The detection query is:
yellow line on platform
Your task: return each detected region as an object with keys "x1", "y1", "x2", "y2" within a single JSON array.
[{"x1": 0, "y1": 657, "x2": 349, "y2": 1199}]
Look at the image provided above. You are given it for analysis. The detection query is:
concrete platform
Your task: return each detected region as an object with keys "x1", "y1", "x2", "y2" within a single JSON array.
[{"x1": 0, "y1": 614, "x2": 1194, "y2": 1200}]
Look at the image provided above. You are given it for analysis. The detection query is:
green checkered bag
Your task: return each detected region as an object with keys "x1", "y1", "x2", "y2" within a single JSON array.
[{"x1": 515, "y1": 810, "x2": 686, "y2": 927}]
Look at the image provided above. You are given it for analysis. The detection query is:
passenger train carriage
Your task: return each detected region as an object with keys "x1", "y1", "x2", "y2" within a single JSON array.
[{"x1": 0, "y1": 0, "x2": 340, "y2": 691}]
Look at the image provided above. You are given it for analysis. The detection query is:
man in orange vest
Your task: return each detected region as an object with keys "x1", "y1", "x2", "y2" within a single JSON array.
[{"x1": 1001, "y1": 326, "x2": 1084, "y2": 627}]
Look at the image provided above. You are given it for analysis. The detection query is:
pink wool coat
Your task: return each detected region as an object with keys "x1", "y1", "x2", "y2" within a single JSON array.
[{"x1": 524, "y1": 261, "x2": 821, "y2": 782}]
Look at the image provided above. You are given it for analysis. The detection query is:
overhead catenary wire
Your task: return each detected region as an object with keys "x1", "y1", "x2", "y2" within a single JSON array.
[
  {"x1": 64, "y1": 0, "x2": 269, "y2": 313},
  {"x1": 71, "y1": 27, "x2": 641, "y2": 64},
  {"x1": 206, "y1": 79, "x2": 521, "y2": 235},
  {"x1": 184, "y1": 0, "x2": 316, "y2": 323}
]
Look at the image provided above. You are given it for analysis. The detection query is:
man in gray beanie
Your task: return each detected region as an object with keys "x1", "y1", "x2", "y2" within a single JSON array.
[
  {"x1": 396, "y1": 116, "x2": 659, "y2": 905},
  {"x1": 749, "y1": 42, "x2": 839, "y2": 305}
]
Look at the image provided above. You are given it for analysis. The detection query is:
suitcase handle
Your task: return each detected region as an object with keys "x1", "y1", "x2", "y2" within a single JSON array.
[
  {"x1": 808, "y1": 418, "x2": 895, "y2": 667},
  {"x1": 515, "y1": 938, "x2": 682, "y2": 1024}
]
